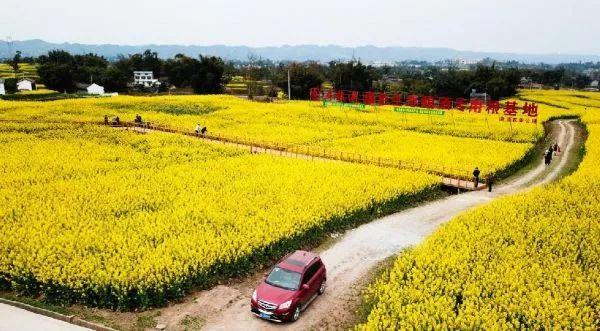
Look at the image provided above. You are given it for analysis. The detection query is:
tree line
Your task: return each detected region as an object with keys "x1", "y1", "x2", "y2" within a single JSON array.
[
  {"x1": 4, "y1": 49, "x2": 597, "y2": 99},
  {"x1": 30, "y1": 50, "x2": 225, "y2": 94}
]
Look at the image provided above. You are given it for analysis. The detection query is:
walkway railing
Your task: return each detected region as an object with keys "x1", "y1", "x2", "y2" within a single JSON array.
[{"x1": 106, "y1": 120, "x2": 483, "y2": 183}]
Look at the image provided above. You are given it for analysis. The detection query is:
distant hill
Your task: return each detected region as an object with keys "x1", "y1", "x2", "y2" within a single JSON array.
[{"x1": 2, "y1": 39, "x2": 600, "y2": 64}]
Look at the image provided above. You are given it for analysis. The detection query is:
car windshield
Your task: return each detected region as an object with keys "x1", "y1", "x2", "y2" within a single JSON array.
[{"x1": 265, "y1": 267, "x2": 301, "y2": 291}]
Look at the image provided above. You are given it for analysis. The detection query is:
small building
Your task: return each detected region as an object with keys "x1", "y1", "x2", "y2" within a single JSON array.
[
  {"x1": 87, "y1": 83, "x2": 105, "y2": 95},
  {"x1": 0, "y1": 79, "x2": 5, "y2": 95},
  {"x1": 591, "y1": 80, "x2": 599, "y2": 88},
  {"x1": 133, "y1": 71, "x2": 160, "y2": 87},
  {"x1": 17, "y1": 79, "x2": 35, "y2": 91}
]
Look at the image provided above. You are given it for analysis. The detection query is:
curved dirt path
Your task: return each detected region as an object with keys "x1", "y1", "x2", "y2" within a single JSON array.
[{"x1": 155, "y1": 120, "x2": 578, "y2": 331}]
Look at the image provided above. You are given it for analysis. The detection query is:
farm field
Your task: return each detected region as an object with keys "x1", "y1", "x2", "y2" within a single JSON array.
[
  {"x1": 357, "y1": 90, "x2": 600, "y2": 330},
  {"x1": 0, "y1": 95, "x2": 541, "y2": 177},
  {"x1": 0, "y1": 89, "x2": 573, "y2": 315},
  {"x1": 0, "y1": 122, "x2": 440, "y2": 309},
  {"x1": 0, "y1": 63, "x2": 39, "y2": 80},
  {"x1": 0, "y1": 95, "x2": 543, "y2": 143}
]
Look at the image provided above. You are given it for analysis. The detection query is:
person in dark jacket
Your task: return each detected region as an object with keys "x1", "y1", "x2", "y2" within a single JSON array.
[
  {"x1": 473, "y1": 167, "x2": 481, "y2": 188},
  {"x1": 104, "y1": 115, "x2": 109, "y2": 125},
  {"x1": 544, "y1": 148, "x2": 553, "y2": 165},
  {"x1": 486, "y1": 173, "x2": 494, "y2": 192}
]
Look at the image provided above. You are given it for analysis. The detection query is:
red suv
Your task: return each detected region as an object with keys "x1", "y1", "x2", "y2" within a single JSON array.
[{"x1": 250, "y1": 250, "x2": 326, "y2": 322}]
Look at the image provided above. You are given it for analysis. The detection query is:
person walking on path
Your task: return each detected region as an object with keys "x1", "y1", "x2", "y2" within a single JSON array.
[
  {"x1": 473, "y1": 167, "x2": 481, "y2": 188},
  {"x1": 545, "y1": 147, "x2": 553, "y2": 165},
  {"x1": 486, "y1": 173, "x2": 494, "y2": 192},
  {"x1": 195, "y1": 123, "x2": 202, "y2": 136},
  {"x1": 553, "y1": 142, "x2": 560, "y2": 156},
  {"x1": 104, "y1": 115, "x2": 109, "y2": 125}
]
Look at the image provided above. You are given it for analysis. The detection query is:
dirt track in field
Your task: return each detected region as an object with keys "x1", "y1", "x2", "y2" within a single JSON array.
[{"x1": 151, "y1": 120, "x2": 578, "y2": 331}]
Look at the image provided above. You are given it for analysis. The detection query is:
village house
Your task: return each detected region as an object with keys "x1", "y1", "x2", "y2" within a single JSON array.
[
  {"x1": 87, "y1": 83, "x2": 105, "y2": 95},
  {"x1": 0, "y1": 79, "x2": 5, "y2": 95},
  {"x1": 133, "y1": 71, "x2": 160, "y2": 87},
  {"x1": 17, "y1": 78, "x2": 35, "y2": 91}
]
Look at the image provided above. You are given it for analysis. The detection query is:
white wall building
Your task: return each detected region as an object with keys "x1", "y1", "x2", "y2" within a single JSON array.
[
  {"x1": 87, "y1": 83, "x2": 105, "y2": 95},
  {"x1": 17, "y1": 79, "x2": 34, "y2": 91},
  {"x1": 0, "y1": 80, "x2": 5, "y2": 95},
  {"x1": 133, "y1": 71, "x2": 160, "y2": 87}
]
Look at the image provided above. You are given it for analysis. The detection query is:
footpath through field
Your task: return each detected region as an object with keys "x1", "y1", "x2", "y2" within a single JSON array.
[
  {"x1": 113, "y1": 121, "x2": 482, "y2": 184},
  {"x1": 162, "y1": 119, "x2": 575, "y2": 331}
]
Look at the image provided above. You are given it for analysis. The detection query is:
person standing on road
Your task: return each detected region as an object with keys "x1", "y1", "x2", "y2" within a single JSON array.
[
  {"x1": 486, "y1": 173, "x2": 494, "y2": 192},
  {"x1": 544, "y1": 148, "x2": 553, "y2": 165},
  {"x1": 473, "y1": 167, "x2": 481, "y2": 188},
  {"x1": 195, "y1": 123, "x2": 201, "y2": 135}
]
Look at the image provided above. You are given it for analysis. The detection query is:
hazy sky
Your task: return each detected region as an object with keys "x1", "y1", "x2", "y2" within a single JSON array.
[{"x1": 4, "y1": 0, "x2": 600, "y2": 54}]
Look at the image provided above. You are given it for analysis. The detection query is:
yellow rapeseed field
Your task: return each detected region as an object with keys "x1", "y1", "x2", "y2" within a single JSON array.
[
  {"x1": 0, "y1": 122, "x2": 440, "y2": 308},
  {"x1": 315, "y1": 130, "x2": 532, "y2": 177},
  {"x1": 356, "y1": 90, "x2": 600, "y2": 330},
  {"x1": 0, "y1": 95, "x2": 538, "y2": 177},
  {"x1": 0, "y1": 95, "x2": 542, "y2": 143}
]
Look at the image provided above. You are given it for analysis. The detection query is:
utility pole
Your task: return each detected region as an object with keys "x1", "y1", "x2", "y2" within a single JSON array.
[
  {"x1": 287, "y1": 69, "x2": 291, "y2": 100},
  {"x1": 6, "y1": 36, "x2": 12, "y2": 60}
]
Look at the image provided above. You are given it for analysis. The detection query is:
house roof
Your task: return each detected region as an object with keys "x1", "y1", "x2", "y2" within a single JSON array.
[
  {"x1": 87, "y1": 83, "x2": 104, "y2": 89},
  {"x1": 18, "y1": 78, "x2": 35, "y2": 83}
]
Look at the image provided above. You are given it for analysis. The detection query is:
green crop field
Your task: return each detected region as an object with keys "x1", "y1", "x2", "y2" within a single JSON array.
[{"x1": 0, "y1": 63, "x2": 40, "y2": 80}]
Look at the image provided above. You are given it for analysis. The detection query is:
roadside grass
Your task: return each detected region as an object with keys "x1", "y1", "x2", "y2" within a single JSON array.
[
  {"x1": 135, "y1": 311, "x2": 160, "y2": 331},
  {"x1": 180, "y1": 315, "x2": 205, "y2": 330}
]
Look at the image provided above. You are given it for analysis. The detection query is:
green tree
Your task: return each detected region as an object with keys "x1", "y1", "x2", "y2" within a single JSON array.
[
  {"x1": 163, "y1": 54, "x2": 200, "y2": 88},
  {"x1": 277, "y1": 62, "x2": 325, "y2": 99},
  {"x1": 329, "y1": 60, "x2": 378, "y2": 92},
  {"x1": 10, "y1": 51, "x2": 22, "y2": 78},
  {"x1": 37, "y1": 50, "x2": 76, "y2": 92},
  {"x1": 190, "y1": 56, "x2": 225, "y2": 94}
]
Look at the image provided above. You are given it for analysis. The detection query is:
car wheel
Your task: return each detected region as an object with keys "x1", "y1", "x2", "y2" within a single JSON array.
[
  {"x1": 291, "y1": 305, "x2": 301, "y2": 322},
  {"x1": 318, "y1": 280, "x2": 326, "y2": 295}
]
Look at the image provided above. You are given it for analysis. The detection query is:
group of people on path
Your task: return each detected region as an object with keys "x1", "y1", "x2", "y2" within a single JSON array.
[
  {"x1": 104, "y1": 114, "x2": 210, "y2": 138},
  {"x1": 471, "y1": 142, "x2": 561, "y2": 193},
  {"x1": 195, "y1": 123, "x2": 208, "y2": 136},
  {"x1": 545, "y1": 142, "x2": 561, "y2": 165},
  {"x1": 104, "y1": 114, "x2": 120, "y2": 125}
]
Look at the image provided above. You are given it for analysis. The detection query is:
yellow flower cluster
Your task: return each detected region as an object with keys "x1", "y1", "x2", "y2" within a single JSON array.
[
  {"x1": 357, "y1": 90, "x2": 600, "y2": 330},
  {"x1": 315, "y1": 130, "x2": 532, "y2": 177},
  {"x1": 0, "y1": 122, "x2": 440, "y2": 308},
  {"x1": 0, "y1": 95, "x2": 537, "y2": 177}
]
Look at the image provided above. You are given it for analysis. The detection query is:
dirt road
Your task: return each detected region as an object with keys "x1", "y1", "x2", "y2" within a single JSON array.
[{"x1": 153, "y1": 120, "x2": 577, "y2": 331}]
